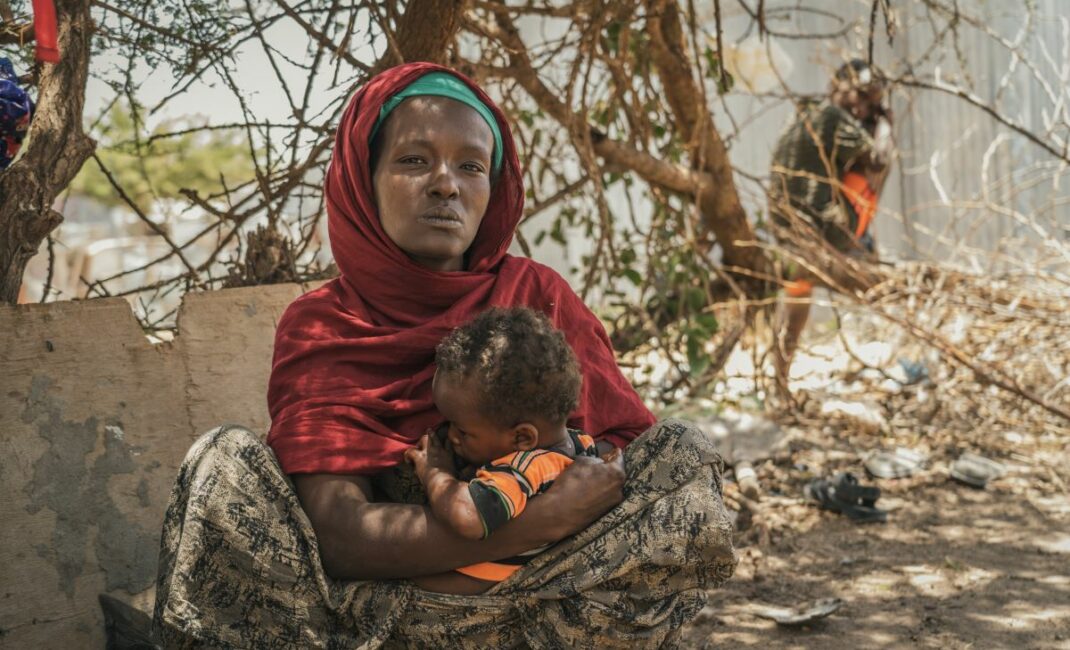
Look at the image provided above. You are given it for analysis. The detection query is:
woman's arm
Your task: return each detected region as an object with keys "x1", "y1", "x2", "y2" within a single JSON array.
[{"x1": 294, "y1": 453, "x2": 625, "y2": 581}]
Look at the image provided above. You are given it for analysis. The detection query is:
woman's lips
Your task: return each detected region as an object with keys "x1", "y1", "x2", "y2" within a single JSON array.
[{"x1": 418, "y1": 208, "x2": 463, "y2": 229}]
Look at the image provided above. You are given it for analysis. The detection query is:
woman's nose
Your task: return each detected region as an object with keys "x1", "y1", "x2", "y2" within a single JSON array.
[{"x1": 427, "y1": 162, "x2": 459, "y2": 199}]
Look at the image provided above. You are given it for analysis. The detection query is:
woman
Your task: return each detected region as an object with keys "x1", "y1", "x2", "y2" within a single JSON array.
[
  {"x1": 153, "y1": 63, "x2": 735, "y2": 649},
  {"x1": 770, "y1": 59, "x2": 891, "y2": 386}
]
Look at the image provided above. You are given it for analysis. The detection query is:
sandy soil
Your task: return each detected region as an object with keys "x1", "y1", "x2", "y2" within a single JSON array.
[
  {"x1": 682, "y1": 478, "x2": 1070, "y2": 648},
  {"x1": 675, "y1": 386, "x2": 1070, "y2": 648}
]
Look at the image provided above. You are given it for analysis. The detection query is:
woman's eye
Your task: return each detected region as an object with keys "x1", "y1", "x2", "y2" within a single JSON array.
[
  {"x1": 399, "y1": 156, "x2": 424, "y2": 165},
  {"x1": 462, "y1": 162, "x2": 486, "y2": 173}
]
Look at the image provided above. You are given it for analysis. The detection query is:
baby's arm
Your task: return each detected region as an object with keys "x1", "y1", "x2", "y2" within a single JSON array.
[
  {"x1": 405, "y1": 433, "x2": 485, "y2": 540},
  {"x1": 422, "y1": 471, "x2": 485, "y2": 541}
]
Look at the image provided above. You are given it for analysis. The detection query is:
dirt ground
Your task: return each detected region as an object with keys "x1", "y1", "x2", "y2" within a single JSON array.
[
  {"x1": 671, "y1": 318, "x2": 1070, "y2": 649},
  {"x1": 677, "y1": 404, "x2": 1070, "y2": 648},
  {"x1": 682, "y1": 474, "x2": 1070, "y2": 648}
]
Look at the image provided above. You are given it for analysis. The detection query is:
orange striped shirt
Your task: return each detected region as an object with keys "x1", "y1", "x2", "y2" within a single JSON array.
[{"x1": 455, "y1": 430, "x2": 598, "y2": 582}]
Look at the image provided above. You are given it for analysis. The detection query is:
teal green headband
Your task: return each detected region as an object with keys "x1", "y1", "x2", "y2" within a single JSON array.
[{"x1": 369, "y1": 71, "x2": 504, "y2": 174}]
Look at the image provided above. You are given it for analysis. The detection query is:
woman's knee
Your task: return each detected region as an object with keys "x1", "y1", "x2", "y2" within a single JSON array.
[
  {"x1": 181, "y1": 424, "x2": 271, "y2": 474},
  {"x1": 207, "y1": 423, "x2": 264, "y2": 449},
  {"x1": 623, "y1": 418, "x2": 725, "y2": 490},
  {"x1": 630, "y1": 418, "x2": 720, "y2": 460}
]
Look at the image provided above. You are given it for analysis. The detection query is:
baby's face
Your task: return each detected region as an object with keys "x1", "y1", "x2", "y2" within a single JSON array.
[{"x1": 432, "y1": 371, "x2": 517, "y2": 465}]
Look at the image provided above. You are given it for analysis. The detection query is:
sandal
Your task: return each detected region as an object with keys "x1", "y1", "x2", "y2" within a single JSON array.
[
  {"x1": 753, "y1": 597, "x2": 843, "y2": 626},
  {"x1": 864, "y1": 447, "x2": 927, "y2": 479},
  {"x1": 949, "y1": 453, "x2": 1005, "y2": 489},
  {"x1": 805, "y1": 473, "x2": 888, "y2": 523}
]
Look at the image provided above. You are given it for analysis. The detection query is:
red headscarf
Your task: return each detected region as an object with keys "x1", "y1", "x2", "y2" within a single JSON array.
[{"x1": 267, "y1": 63, "x2": 654, "y2": 476}]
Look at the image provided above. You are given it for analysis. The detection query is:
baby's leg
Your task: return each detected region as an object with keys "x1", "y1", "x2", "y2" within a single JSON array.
[{"x1": 412, "y1": 571, "x2": 496, "y2": 595}]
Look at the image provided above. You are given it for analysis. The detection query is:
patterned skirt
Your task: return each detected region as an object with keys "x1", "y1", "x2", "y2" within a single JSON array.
[{"x1": 153, "y1": 419, "x2": 736, "y2": 649}]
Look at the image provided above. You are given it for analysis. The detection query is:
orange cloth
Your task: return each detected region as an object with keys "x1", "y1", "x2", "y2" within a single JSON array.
[
  {"x1": 842, "y1": 171, "x2": 877, "y2": 239},
  {"x1": 784, "y1": 279, "x2": 814, "y2": 298},
  {"x1": 454, "y1": 561, "x2": 520, "y2": 582}
]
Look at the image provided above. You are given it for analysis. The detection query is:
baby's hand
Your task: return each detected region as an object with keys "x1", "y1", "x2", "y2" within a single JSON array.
[
  {"x1": 404, "y1": 435, "x2": 429, "y2": 476},
  {"x1": 422, "y1": 429, "x2": 457, "y2": 473},
  {"x1": 405, "y1": 430, "x2": 456, "y2": 483}
]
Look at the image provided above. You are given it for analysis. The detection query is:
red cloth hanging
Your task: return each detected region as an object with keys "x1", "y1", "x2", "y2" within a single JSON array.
[{"x1": 31, "y1": 0, "x2": 60, "y2": 63}]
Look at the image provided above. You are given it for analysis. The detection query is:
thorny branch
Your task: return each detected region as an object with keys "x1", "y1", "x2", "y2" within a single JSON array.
[{"x1": 7, "y1": 0, "x2": 1068, "y2": 425}]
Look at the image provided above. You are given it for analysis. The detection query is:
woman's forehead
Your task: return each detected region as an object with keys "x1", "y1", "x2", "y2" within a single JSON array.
[{"x1": 381, "y1": 96, "x2": 494, "y2": 153}]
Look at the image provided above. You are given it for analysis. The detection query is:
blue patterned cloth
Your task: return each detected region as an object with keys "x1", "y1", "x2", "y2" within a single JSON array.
[{"x1": 0, "y1": 58, "x2": 34, "y2": 169}]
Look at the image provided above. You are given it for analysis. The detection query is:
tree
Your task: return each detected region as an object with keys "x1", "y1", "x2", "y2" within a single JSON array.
[
  {"x1": 0, "y1": 0, "x2": 468, "y2": 305},
  {"x1": 69, "y1": 102, "x2": 257, "y2": 213},
  {"x1": 0, "y1": 0, "x2": 93, "y2": 304},
  {"x1": 2, "y1": 1, "x2": 1067, "y2": 417}
]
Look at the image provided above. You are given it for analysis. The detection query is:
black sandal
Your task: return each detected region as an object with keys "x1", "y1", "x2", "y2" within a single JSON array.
[{"x1": 805, "y1": 473, "x2": 888, "y2": 523}]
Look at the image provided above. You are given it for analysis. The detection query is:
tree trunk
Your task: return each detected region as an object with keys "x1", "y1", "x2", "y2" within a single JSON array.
[
  {"x1": 0, "y1": 0, "x2": 95, "y2": 304},
  {"x1": 394, "y1": 0, "x2": 464, "y2": 63},
  {"x1": 372, "y1": 0, "x2": 466, "y2": 73},
  {"x1": 645, "y1": 0, "x2": 766, "y2": 276}
]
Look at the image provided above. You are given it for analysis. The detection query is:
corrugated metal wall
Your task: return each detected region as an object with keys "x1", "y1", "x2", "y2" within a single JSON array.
[{"x1": 718, "y1": 0, "x2": 1069, "y2": 270}]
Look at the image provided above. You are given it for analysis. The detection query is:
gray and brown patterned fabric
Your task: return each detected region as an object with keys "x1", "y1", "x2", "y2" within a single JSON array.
[
  {"x1": 769, "y1": 100, "x2": 876, "y2": 251},
  {"x1": 153, "y1": 419, "x2": 736, "y2": 649}
]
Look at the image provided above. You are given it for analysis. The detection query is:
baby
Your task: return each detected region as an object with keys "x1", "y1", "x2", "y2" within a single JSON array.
[{"x1": 405, "y1": 306, "x2": 619, "y2": 594}]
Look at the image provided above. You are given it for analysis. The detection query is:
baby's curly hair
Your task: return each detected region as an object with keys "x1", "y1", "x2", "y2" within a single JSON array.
[{"x1": 435, "y1": 307, "x2": 582, "y2": 428}]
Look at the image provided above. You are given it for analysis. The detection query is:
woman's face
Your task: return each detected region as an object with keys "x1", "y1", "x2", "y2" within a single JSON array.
[
  {"x1": 372, "y1": 96, "x2": 494, "y2": 272},
  {"x1": 833, "y1": 83, "x2": 886, "y2": 123}
]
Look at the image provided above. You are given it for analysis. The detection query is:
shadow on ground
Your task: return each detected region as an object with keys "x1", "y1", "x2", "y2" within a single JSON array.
[{"x1": 681, "y1": 479, "x2": 1070, "y2": 648}]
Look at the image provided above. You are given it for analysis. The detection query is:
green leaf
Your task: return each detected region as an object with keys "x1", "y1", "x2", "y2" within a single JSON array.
[
  {"x1": 550, "y1": 220, "x2": 567, "y2": 245},
  {"x1": 686, "y1": 334, "x2": 701, "y2": 364},
  {"x1": 703, "y1": 46, "x2": 735, "y2": 94},
  {"x1": 605, "y1": 21, "x2": 622, "y2": 54},
  {"x1": 686, "y1": 334, "x2": 710, "y2": 376},
  {"x1": 686, "y1": 286, "x2": 706, "y2": 312},
  {"x1": 703, "y1": 47, "x2": 719, "y2": 73},
  {"x1": 716, "y1": 70, "x2": 735, "y2": 95},
  {"x1": 71, "y1": 100, "x2": 257, "y2": 213},
  {"x1": 622, "y1": 269, "x2": 643, "y2": 286},
  {"x1": 694, "y1": 312, "x2": 719, "y2": 336}
]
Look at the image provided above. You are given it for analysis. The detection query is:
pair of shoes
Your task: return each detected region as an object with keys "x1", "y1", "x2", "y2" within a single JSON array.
[
  {"x1": 805, "y1": 473, "x2": 888, "y2": 523},
  {"x1": 865, "y1": 447, "x2": 1004, "y2": 488}
]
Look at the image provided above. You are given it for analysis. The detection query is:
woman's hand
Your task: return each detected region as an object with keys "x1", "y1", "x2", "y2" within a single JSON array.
[
  {"x1": 600, "y1": 446, "x2": 623, "y2": 464},
  {"x1": 525, "y1": 451, "x2": 626, "y2": 542},
  {"x1": 294, "y1": 443, "x2": 626, "y2": 580}
]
